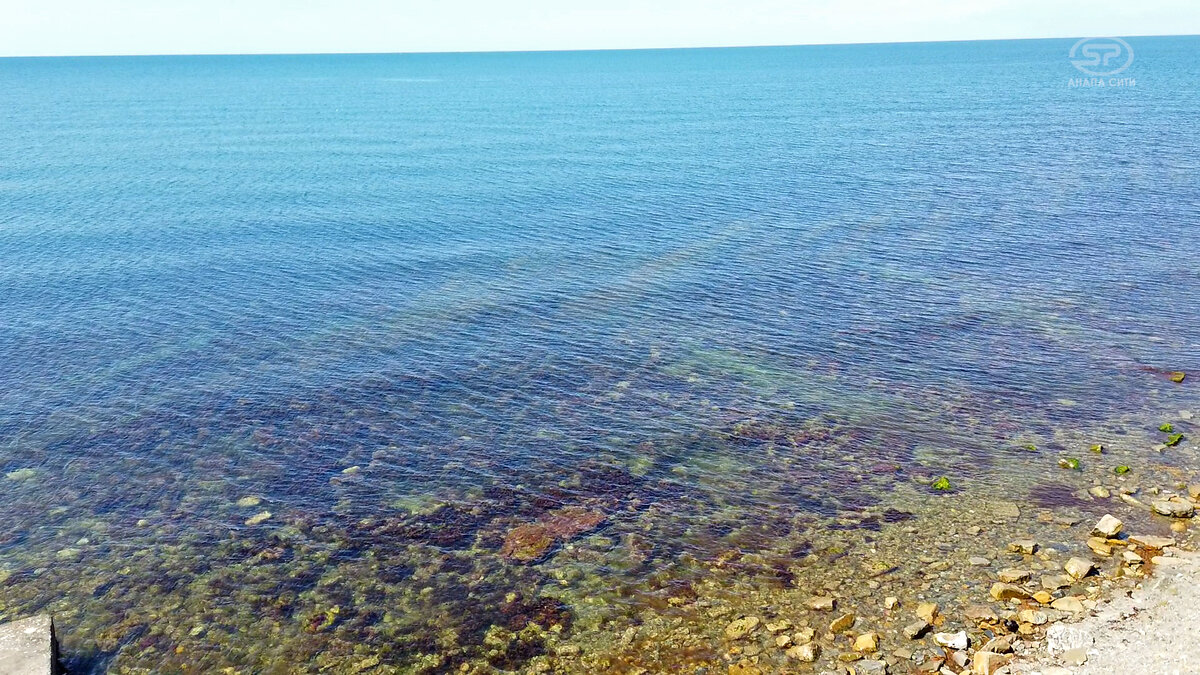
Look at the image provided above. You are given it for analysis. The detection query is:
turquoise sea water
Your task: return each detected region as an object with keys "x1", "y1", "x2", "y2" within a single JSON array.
[{"x1": 1, "y1": 38, "x2": 1198, "y2": 673}]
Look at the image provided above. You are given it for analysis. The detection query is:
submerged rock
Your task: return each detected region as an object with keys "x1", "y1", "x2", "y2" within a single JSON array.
[
  {"x1": 830, "y1": 613, "x2": 856, "y2": 633},
  {"x1": 500, "y1": 506, "x2": 606, "y2": 563},
  {"x1": 786, "y1": 643, "x2": 819, "y2": 662},
  {"x1": 1129, "y1": 534, "x2": 1175, "y2": 549},
  {"x1": 1008, "y1": 539, "x2": 1038, "y2": 554},
  {"x1": 725, "y1": 616, "x2": 761, "y2": 640},
  {"x1": 1168, "y1": 371, "x2": 1186, "y2": 383},
  {"x1": 1151, "y1": 499, "x2": 1194, "y2": 518},
  {"x1": 990, "y1": 583, "x2": 1031, "y2": 601},
  {"x1": 244, "y1": 511, "x2": 272, "y2": 526},
  {"x1": 500, "y1": 524, "x2": 556, "y2": 563},
  {"x1": 808, "y1": 596, "x2": 836, "y2": 611}
]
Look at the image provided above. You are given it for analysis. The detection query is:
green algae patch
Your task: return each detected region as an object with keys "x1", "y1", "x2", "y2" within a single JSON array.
[
  {"x1": 1089, "y1": 444, "x2": 1104, "y2": 454},
  {"x1": 1114, "y1": 465, "x2": 1131, "y2": 475},
  {"x1": 1169, "y1": 371, "x2": 1186, "y2": 383},
  {"x1": 235, "y1": 496, "x2": 262, "y2": 508},
  {"x1": 1165, "y1": 433, "x2": 1184, "y2": 447},
  {"x1": 1159, "y1": 423, "x2": 1175, "y2": 433},
  {"x1": 1022, "y1": 444, "x2": 1038, "y2": 452},
  {"x1": 931, "y1": 476, "x2": 952, "y2": 491},
  {"x1": 1059, "y1": 457, "x2": 1081, "y2": 470}
]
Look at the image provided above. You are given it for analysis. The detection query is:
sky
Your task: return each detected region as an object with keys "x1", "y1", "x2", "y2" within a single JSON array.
[{"x1": 2, "y1": 0, "x2": 1198, "y2": 57}]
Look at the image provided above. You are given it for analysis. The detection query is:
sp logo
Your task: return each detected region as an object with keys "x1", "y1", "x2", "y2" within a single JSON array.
[{"x1": 1069, "y1": 38, "x2": 1134, "y2": 76}]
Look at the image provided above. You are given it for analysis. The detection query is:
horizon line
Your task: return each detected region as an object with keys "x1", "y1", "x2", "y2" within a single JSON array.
[{"x1": 1, "y1": 31, "x2": 1196, "y2": 60}]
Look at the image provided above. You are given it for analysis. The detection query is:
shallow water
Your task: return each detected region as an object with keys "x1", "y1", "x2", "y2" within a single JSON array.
[{"x1": 1, "y1": 38, "x2": 1199, "y2": 673}]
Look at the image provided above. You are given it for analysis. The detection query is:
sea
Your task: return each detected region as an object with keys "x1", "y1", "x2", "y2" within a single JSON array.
[{"x1": 0, "y1": 37, "x2": 1198, "y2": 673}]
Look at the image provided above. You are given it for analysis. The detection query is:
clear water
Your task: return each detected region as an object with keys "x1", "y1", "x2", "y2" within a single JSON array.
[{"x1": 0, "y1": 38, "x2": 1198, "y2": 673}]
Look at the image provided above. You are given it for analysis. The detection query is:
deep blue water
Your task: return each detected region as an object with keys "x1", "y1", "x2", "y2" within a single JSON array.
[{"x1": 0, "y1": 38, "x2": 1198, "y2": 672}]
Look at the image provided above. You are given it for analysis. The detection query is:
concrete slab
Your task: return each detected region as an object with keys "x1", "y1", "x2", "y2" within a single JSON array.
[{"x1": 0, "y1": 615, "x2": 59, "y2": 675}]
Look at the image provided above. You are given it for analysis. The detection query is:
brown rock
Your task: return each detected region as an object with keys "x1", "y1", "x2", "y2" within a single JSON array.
[
  {"x1": 499, "y1": 506, "x2": 606, "y2": 562},
  {"x1": 499, "y1": 523, "x2": 555, "y2": 562},
  {"x1": 916, "y1": 602, "x2": 939, "y2": 624},
  {"x1": 830, "y1": 613, "x2": 856, "y2": 633},
  {"x1": 963, "y1": 605, "x2": 1000, "y2": 623}
]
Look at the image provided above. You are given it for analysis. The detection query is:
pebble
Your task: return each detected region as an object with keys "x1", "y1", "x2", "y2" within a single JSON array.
[
  {"x1": 1050, "y1": 596, "x2": 1085, "y2": 613},
  {"x1": 963, "y1": 605, "x2": 999, "y2": 623},
  {"x1": 991, "y1": 582, "x2": 1032, "y2": 601},
  {"x1": 903, "y1": 620, "x2": 931, "y2": 639},
  {"x1": 1064, "y1": 557, "x2": 1095, "y2": 579},
  {"x1": 1171, "y1": 521, "x2": 1188, "y2": 533},
  {"x1": 998, "y1": 568, "x2": 1030, "y2": 583},
  {"x1": 884, "y1": 596, "x2": 899, "y2": 610},
  {"x1": 933, "y1": 631, "x2": 969, "y2": 650},
  {"x1": 830, "y1": 613, "x2": 856, "y2": 633},
  {"x1": 916, "y1": 602, "x2": 939, "y2": 623},
  {"x1": 1042, "y1": 574, "x2": 1074, "y2": 590},
  {"x1": 1152, "y1": 499, "x2": 1195, "y2": 518},
  {"x1": 971, "y1": 651, "x2": 1011, "y2": 675},
  {"x1": 1119, "y1": 493, "x2": 1151, "y2": 510},
  {"x1": 1086, "y1": 537, "x2": 1113, "y2": 556},
  {"x1": 968, "y1": 556, "x2": 990, "y2": 566},
  {"x1": 1089, "y1": 485, "x2": 1111, "y2": 499},
  {"x1": 979, "y1": 635, "x2": 1015, "y2": 654},
  {"x1": 775, "y1": 635, "x2": 791, "y2": 648},
  {"x1": 1017, "y1": 609, "x2": 1048, "y2": 625},
  {"x1": 854, "y1": 659, "x2": 888, "y2": 674},
  {"x1": 725, "y1": 616, "x2": 760, "y2": 640},
  {"x1": 764, "y1": 620, "x2": 790, "y2": 633},
  {"x1": 1129, "y1": 534, "x2": 1175, "y2": 549},
  {"x1": 785, "y1": 643, "x2": 819, "y2": 662},
  {"x1": 853, "y1": 632, "x2": 879, "y2": 653},
  {"x1": 1091, "y1": 514, "x2": 1123, "y2": 538},
  {"x1": 1008, "y1": 539, "x2": 1039, "y2": 554},
  {"x1": 793, "y1": 627, "x2": 815, "y2": 644},
  {"x1": 1032, "y1": 590, "x2": 1054, "y2": 604},
  {"x1": 808, "y1": 596, "x2": 835, "y2": 611}
]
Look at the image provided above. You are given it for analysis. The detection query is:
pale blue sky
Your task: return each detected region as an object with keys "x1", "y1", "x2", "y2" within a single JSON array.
[{"x1": 3, "y1": 0, "x2": 1197, "y2": 57}]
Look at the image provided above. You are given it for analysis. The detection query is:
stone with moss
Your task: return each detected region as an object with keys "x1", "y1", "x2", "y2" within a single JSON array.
[
  {"x1": 1113, "y1": 465, "x2": 1131, "y2": 474},
  {"x1": 1168, "y1": 371, "x2": 1186, "y2": 383},
  {"x1": 1059, "y1": 457, "x2": 1081, "y2": 470},
  {"x1": 1165, "y1": 433, "x2": 1184, "y2": 447},
  {"x1": 931, "y1": 476, "x2": 952, "y2": 491}
]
